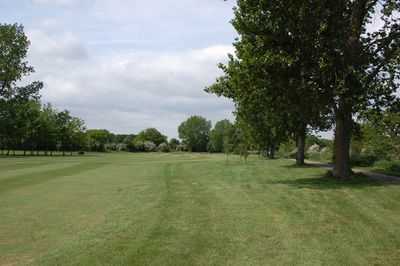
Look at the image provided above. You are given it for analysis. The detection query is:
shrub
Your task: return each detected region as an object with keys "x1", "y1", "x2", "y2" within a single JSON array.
[
  {"x1": 350, "y1": 153, "x2": 378, "y2": 167},
  {"x1": 373, "y1": 160, "x2": 400, "y2": 175},
  {"x1": 134, "y1": 141, "x2": 145, "y2": 152},
  {"x1": 176, "y1": 144, "x2": 188, "y2": 152},
  {"x1": 169, "y1": 138, "x2": 180, "y2": 151},
  {"x1": 158, "y1": 143, "x2": 170, "y2": 153},
  {"x1": 143, "y1": 141, "x2": 156, "y2": 152}
]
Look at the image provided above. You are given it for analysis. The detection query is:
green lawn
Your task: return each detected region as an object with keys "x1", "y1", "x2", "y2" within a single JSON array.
[{"x1": 1, "y1": 153, "x2": 400, "y2": 265}]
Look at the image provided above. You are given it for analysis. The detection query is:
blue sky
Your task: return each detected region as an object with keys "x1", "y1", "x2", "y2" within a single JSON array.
[{"x1": 2, "y1": 0, "x2": 237, "y2": 137}]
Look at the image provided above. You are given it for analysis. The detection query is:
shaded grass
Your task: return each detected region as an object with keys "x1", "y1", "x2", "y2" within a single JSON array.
[{"x1": 1, "y1": 153, "x2": 400, "y2": 265}]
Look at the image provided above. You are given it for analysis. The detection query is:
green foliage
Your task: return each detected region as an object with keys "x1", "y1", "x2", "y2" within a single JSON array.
[
  {"x1": 208, "y1": 0, "x2": 400, "y2": 177},
  {"x1": 178, "y1": 116, "x2": 211, "y2": 152},
  {"x1": 86, "y1": 129, "x2": 112, "y2": 152},
  {"x1": 134, "y1": 128, "x2": 167, "y2": 146},
  {"x1": 168, "y1": 138, "x2": 180, "y2": 151},
  {"x1": 373, "y1": 160, "x2": 400, "y2": 177},
  {"x1": 157, "y1": 143, "x2": 170, "y2": 153},
  {"x1": 306, "y1": 135, "x2": 332, "y2": 150},
  {"x1": 0, "y1": 23, "x2": 34, "y2": 94},
  {"x1": 0, "y1": 23, "x2": 86, "y2": 156},
  {"x1": 208, "y1": 119, "x2": 234, "y2": 153}
]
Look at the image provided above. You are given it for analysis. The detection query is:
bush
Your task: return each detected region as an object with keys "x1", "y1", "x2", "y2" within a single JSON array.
[
  {"x1": 306, "y1": 147, "x2": 333, "y2": 163},
  {"x1": 143, "y1": 141, "x2": 157, "y2": 152},
  {"x1": 78, "y1": 151, "x2": 85, "y2": 155},
  {"x1": 176, "y1": 144, "x2": 188, "y2": 152},
  {"x1": 350, "y1": 153, "x2": 378, "y2": 167},
  {"x1": 373, "y1": 160, "x2": 400, "y2": 175},
  {"x1": 157, "y1": 143, "x2": 170, "y2": 153},
  {"x1": 134, "y1": 141, "x2": 145, "y2": 152}
]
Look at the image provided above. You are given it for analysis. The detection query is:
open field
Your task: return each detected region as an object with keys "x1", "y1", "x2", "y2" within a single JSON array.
[{"x1": 1, "y1": 153, "x2": 400, "y2": 265}]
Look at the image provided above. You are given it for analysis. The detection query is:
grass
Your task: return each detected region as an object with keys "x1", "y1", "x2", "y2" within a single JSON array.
[
  {"x1": 1, "y1": 153, "x2": 400, "y2": 265},
  {"x1": 355, "y1": 160, "x2": 400, "y2": 178}
]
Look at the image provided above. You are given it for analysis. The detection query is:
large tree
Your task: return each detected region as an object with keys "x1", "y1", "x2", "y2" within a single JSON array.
[
  {"x1": 318, "y1": 0, "x2": 399, "y2": 178},
  {"x1": 0, "y1": 23, "x2": 34, "y2": 94},
  {"x1": 211, "y1": 1, "x2": 399, "y2": 176},
  {"x1": 0, "y1": 23, "x2": 43, "y2": 154},
  {"x1": 208, "y1": 0, "x2": 331, "y2": 165}
]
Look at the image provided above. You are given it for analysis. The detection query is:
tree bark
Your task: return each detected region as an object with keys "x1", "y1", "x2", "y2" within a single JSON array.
[
  {"x1": 296, "y1": 127, "x2": 306, "y2": 166},
  {"x1": 333, "y1": 105, "x2": 353, "y2": 179}
]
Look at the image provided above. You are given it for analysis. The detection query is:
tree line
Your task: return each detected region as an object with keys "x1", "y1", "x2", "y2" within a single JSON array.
[
  {"x1": 0, "y1": 23, "x2": 250, "y2": 157},
  {"x1": 207, "y1": 0, "x2": 399, "y2": 179},
  {"x1": 0, "y1": 24, "x2": 86, "y2": 156},
  {"x1": 82, "y1": 116, "x2": 248, "y2": 155}
]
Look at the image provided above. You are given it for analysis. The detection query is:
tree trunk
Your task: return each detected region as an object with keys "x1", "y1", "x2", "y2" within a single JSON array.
[
  {"x1": 333, "y1": 106, "x2": 352, "y2": 179},
  {"x1": 268, "y1": 144, "x2": 276, "y2": 159},
  {"x1": 296, "y1": 127, "x2": 306, "y2": 166}
]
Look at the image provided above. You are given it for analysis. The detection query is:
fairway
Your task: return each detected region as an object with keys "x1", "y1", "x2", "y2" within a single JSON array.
[{"x1": 1, "y1": 153, "x2": 400, "y2": 266}]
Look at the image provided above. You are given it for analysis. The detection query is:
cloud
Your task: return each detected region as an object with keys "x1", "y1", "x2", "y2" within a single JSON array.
[
  {"x1": 31, "y1": 0, "x2": 79, "y2": 7},
  {"x1": 28, "y1": 30, "x2": 88, "y2": 65},
  {"x1": 25, "y1": 30, "x2": 234, "y2": 137}
]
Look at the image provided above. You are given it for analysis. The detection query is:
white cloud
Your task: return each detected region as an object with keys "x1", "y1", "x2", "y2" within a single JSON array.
[
  {"x1": 28, "y1": 30, "x2": 88, "y2": 65},
  {"x1": 25, "y1": 30, "x2": 234, "y2": 137}
]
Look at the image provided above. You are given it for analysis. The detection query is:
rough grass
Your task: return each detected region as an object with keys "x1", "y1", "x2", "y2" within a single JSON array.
[{"x1": 1, "y1": 153, "x2": 400, "y2": 265}]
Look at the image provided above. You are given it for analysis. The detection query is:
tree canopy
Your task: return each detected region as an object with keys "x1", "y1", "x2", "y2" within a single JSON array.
[
  {"x1": 208, "y1": 0, "x2": 399, "y2": 178},
  {"x1": 178, "y1": 116, "x2": 211, "y2": 152}
]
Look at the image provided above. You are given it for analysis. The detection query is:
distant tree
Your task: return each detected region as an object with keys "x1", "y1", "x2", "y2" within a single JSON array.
[
  {"x1": 36, "y1": 104, "x2": 58, "y2": 155},
  {"x1": 157, "y1": 143, "x2": 170, "y2": 153},
  {"x1": 168, "y1": 138, "x2": 180, "y2": 151},
  {"x1": 134, "y1": 128, "x2": 167, "y2": 146},
  {"x1": 86, "y1": 129, "x2": 112, "y2": 152},
  {"x1": 208, "y1": 119, "x2": 234, "y2": 153},
  {"x1": 16, "y1": 100, "x2": 41, "y2": 155},
  {"x1": 69, "y1": 117, "x2": 86, "y2": 154},
  {"x1": 178, "y1": 116, "x2": 211, "y2": 152},
  {"x1": 143, "y1": 141, "x2": 157, "y2": 152}
]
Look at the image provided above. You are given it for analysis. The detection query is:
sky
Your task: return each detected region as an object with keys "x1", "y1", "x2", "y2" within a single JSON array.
[
  {"x1": 2, "y1": 1, "x2": 394, "y2": 140},
  {"x1": 2, "y1": 0, "x2": 237, "y2": 138}
]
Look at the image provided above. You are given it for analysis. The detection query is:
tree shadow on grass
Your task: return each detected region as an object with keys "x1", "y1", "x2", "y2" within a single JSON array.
[
  {"x1": 283, "y1": 162, "x2": 333, "y2": 169},
  {"x1": 268, "y1": 172, "x2": 400, "y2": 190}
]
